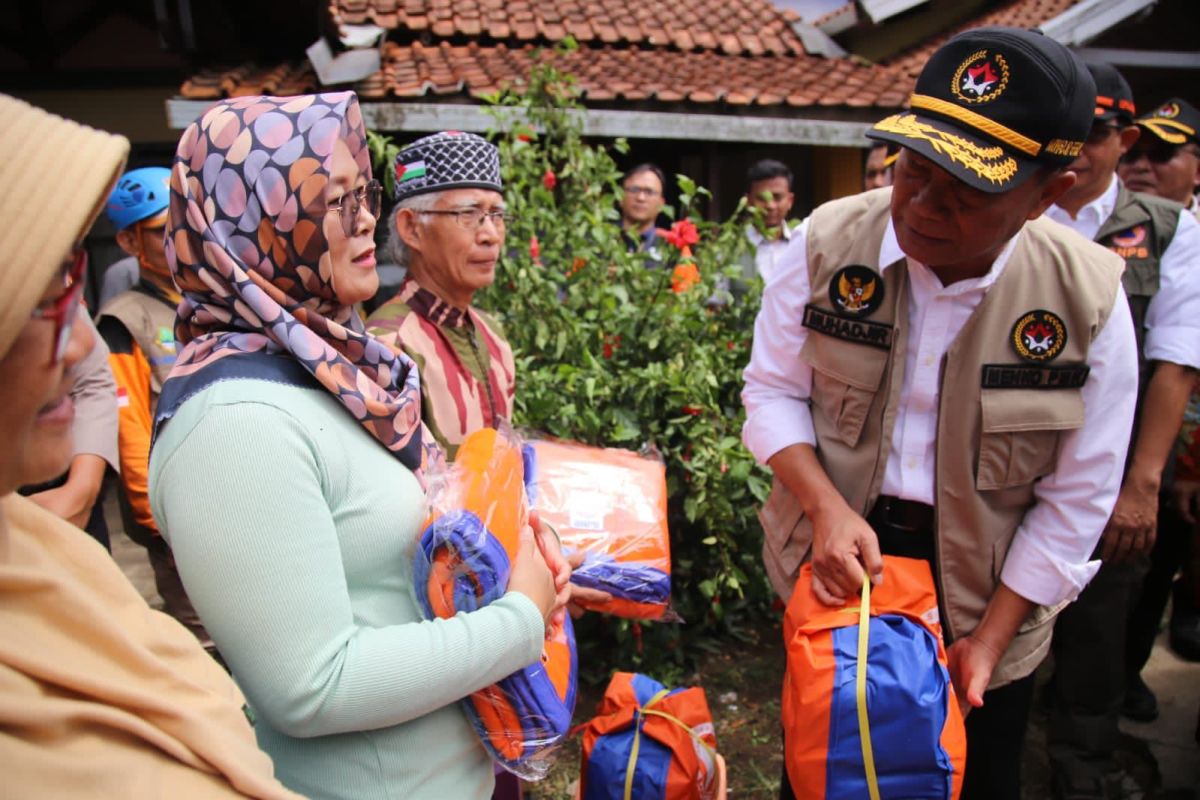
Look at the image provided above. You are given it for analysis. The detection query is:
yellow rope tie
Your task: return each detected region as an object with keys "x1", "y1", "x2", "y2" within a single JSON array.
[
  {"x1": 856, "y1": 575, "x2": 881, "y2": 800},
  {"x1": 623, "y1": 688, "x2": 718, "y2": 800}
]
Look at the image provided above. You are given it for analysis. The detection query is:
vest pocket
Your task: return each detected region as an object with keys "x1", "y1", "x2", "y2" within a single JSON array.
[
  {"x1": 803, "y1": 331, "x2": 889, "y2": 449},
  {"x1": 976, "y1": 387, "x2": 1085, "y2": 491}
]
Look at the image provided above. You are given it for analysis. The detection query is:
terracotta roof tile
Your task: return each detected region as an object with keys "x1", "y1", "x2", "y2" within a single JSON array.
[
  {"x1": 883, "y1": 0, "x2": 1080, "y2": 83},
  {"x1": 183, "y1": 43, "x2": 909, "y2": 111},
  {"x1": 331, "y1": 0, "x2": 806, "y2": 56}
]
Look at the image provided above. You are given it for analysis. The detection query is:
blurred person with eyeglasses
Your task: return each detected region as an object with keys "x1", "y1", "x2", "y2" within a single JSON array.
[
  {"x1": 619, "y1": 163, "x2": 667, "y2": 259},
  {"x1": 0, "y1": 92, "x2": 301, "y2": 800},
  {"x1": 367, "y1": 132, "x2": 519, "y2": 460},
  {"x1": 93, "y1": 166, "x2": 215, "y2": 653},
  {"x1": 1120, "y1": 98, "x2": 1200, "y2": 220},
  {"x1": 1041, "y1": 63, "x2": 1200, "y2": 798},
  {"x1": 19, "y1": 284, "x2": 120, "y2": 549},
  {"x1": 1120, "y1": 97, "x2": 1200, "y2": 704}
]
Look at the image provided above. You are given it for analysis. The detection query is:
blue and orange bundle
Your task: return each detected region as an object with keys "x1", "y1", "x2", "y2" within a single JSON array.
[
  {"x1": 522, "y1": 439, "x2": 673, "y2": 620},
  {"x1": 579, "y1": 672, "x2": 722, "y2": 800},
  {"x1": 413, "y1": 427, "x2": 578, "y2": 779},
  {"x1": 783, "y1": 556, "x2": 966, "y2": 799}
]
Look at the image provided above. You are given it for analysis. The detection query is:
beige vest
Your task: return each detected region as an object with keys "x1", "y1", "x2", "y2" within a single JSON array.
[{"x1": 760, "y1": 189, "x2": 1124, "y2": 686}]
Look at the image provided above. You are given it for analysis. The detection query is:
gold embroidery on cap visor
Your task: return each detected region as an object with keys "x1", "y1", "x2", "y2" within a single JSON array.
[
  {"x1": 874, "y1": 113, "x2": 1019, "y2": 187},
  {"x1": 951, "y1": 50, "x2": 1010, "y2": 104},
  {"x1": 1141, "y1": 118, "x2": 1196, "y2": 145}
]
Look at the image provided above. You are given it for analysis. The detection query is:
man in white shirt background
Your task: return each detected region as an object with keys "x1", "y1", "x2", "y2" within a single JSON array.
[
  {"x1": 742, "y1": 159, "x2": 797, "y2": 284},
  {"x1": 1042, "y1": 64, "x2": 1200, "y2": 797}
]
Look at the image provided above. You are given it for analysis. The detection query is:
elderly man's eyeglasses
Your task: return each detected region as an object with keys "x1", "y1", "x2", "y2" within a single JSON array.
[
  {"x1": 327, "y1": 180, "x2": 382, "y2": 237},
  {"x1": 30, "y1": 248, "x2": 87, "y2": 365},
  {"x1": 1121, "y1": 141, "x2": 1196, "y2": 165},
  {"x1": 420, "y1": 208, "x2": 512, "y2": 230},
  {"x1": 624, "y1": 186, "x2": 660, "y2": 198}
]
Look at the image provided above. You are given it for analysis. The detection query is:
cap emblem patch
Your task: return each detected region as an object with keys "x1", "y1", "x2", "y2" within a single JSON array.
[
  {"x1": 952, "y1": 50, "x2": 1009, "y2": 104},
  {"x1": 1011, "y1": 310, "x2": 1067, "y2": 362},
  {"x1": 1156, "y1": 102, "x2": 1181, "y2": 119},
  {"x1": 829, "y1": 265, "x2": 884, "y2": 318}
]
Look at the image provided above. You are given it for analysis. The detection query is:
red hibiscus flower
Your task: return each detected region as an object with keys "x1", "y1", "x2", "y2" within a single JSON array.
[
  {"x1": 657, "y1": 219, "x2": 700, "y2": 249},
  {"x1": 542, "y1": 169, "x2": 557, "y2": 190}
]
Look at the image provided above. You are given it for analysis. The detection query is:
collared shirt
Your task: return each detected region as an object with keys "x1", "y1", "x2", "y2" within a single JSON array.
[
  {"x1": 1045, "y1": 175, "x2": 1200, "y2": 369},
  {"x1": 741, "y1": 217, "x2": 1137, "y2": 606},
  {"x1": 745, "y1": 222, "x2": 795, "y2": 283},
  {"x1": 365, "y1": 277, "x2": 515, "y2": 458}
]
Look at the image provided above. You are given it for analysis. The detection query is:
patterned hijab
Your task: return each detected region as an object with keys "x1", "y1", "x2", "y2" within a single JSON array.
[{"x1": 162, "y1": 92, "x2": 425, "y2": 472}]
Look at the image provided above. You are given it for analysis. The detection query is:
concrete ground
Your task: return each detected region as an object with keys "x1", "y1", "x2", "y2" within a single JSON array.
[{"x1": 108, "y1": 508, "x2": 1199, "y2": 798}]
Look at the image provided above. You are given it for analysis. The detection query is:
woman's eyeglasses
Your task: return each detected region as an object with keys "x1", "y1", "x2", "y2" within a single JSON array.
[
  {"x1": 30, "y1": 248, "x2": 87, "y2": 365},
  {"x1": 327, "y1": 180, "x2": 382, "y2": 236},
  {"x1": 420, "y1": 208, "x2": 512, "y2": 230}
]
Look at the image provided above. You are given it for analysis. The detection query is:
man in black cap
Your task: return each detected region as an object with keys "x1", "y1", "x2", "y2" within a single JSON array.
[
  {"x1": 743, "y1": 27, "x2": 1139, "y2": 799},
  {"x1": 1121, "y1": 97, "x2": 1200, "y2": 219},
  {"x1": 1041, "y1": 65, "x2": 1200, "y2": 795}
]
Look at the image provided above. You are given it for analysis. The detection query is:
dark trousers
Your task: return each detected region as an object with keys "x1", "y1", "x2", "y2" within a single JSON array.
[
  {"x1": 1126, "y1": 498, "x2": 1194, "y2": 673},
  {"x1": 780, "y1": 501, "x2": 1035, "y2": 800},
  {"x1": 1048, "y1": 553, "x2": 1147, "y2": 783}
]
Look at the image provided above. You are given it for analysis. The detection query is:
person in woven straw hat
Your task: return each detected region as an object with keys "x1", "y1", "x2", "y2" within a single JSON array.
[{"x1": 0, "y1": 94, "x2": 300, "y2": 798}]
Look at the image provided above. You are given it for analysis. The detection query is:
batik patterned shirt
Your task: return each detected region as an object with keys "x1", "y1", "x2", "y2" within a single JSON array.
[{"x1": 366, "y1": 277, "x2": 516, "y2": 458}]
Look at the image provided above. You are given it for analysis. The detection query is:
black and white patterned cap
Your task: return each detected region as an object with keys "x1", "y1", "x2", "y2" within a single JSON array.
[{"x1": 392, "y1": 131, "x2": 502, "y2": 202}]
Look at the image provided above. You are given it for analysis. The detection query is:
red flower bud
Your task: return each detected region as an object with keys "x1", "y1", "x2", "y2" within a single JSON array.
[
  {"x1": 516, "y1": 133, "x2": 533, "y2": 142},
  {"x1": 542, "y1": 169, "x2": 557, "y2": 190},
  {"x1": 682, "y1": 405, "x2": 703, "y2": 416},
  {"x1": 529, "y1": 235, "x2": 540, "y2": 262}
]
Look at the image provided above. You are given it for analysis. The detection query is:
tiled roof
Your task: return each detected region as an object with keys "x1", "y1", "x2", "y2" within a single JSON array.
[
  {"x1": 332, "y1": 0, "x2": 807, "y2": 56},
  {"x1": 883, "y1": 0, "x2": 1080, "y2": 82},
  {"x1": 182, "y1": 41, "x2": 907, "y2": 109}
]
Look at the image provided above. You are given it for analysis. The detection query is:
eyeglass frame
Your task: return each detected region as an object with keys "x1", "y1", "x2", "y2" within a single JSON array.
[
  {"x1": 418, "y1": 208, "x2": 512, "y2": 230},
  {"x1": 1121, "y1": 139, "x2": 1200, "y2": 165},
  {"x1": 326, "y1": 179, "x2": 383, "y2": 237},
  {"x1": 623, "y1": 185, "x2": 661, "y2": 199},
  {"x1": 30, "y1": 248, "x2": 87, "y2": 365}
]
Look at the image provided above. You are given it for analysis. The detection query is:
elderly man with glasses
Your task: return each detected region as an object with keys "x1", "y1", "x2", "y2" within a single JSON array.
[
  {"x1": 1121, "y1": 97, "x2": 1200, "y2": 221},
  {"x1": 1042, "y1": 63, "x2": 1200, "y2": 798},
  {"x1": 366, "y1": 132, "x2": 516, "y2": 460}
]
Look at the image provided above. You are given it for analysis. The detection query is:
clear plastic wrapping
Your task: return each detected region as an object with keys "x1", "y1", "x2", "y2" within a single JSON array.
[
  {"x1": 523, "y1": 438, "x2": 675, "y2": 621},
  {"x1": 413, "y1": 426, "x2": 577, "y2": 780}
]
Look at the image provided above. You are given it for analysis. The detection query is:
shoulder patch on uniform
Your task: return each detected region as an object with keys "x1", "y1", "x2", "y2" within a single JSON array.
[
  {"x1": 828, "y1": 265, "x2": 885, "y2": 318},
  {"x1": 981, "y1": 363, "x2": 1089, "y2": 389},
  {"x1": 1011, "y1": 309, "x2": 1067, "y2": 362},
  {"x1": 803, "y1": 304, "x2": 893, "y2": 350}
]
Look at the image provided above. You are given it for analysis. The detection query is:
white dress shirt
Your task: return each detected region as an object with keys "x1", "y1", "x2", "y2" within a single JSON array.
[
  {"x1": 742, "y1": 217, "x2": 1138, "y2": 607},
  {"x1": 1045, "y1": 175, "x2": 1200, "y2": 369},
  {"x1": 746, "y1": 222, "x2": 795, "y2": 284}
]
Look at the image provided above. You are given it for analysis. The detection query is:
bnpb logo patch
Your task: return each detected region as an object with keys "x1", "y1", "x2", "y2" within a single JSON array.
[
  {"x1": 1011, "y1": 310, "x2": 1067, "y2": 362},
  {"x1": 952, "y1": 50, "x2": 1009, "y2": 104}
]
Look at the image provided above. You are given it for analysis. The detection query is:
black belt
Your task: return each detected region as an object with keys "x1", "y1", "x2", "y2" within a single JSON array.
[{"x1": 869, "y1": 495, "x2": 935, "y2": 533}]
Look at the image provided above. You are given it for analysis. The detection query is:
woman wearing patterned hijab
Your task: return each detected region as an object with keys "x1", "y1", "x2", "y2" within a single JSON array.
[{"x1": 148, "y1": 92, "x2": 559, "y2": 800}]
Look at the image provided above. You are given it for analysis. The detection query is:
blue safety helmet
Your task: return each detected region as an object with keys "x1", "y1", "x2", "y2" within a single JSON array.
[{"x1": 105, "y1": 166, "x2": 171, "y2": 231}]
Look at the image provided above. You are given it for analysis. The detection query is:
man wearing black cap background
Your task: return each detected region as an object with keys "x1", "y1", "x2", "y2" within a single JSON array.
[
  {"x1": 743, "y1": 27, "x2": 1139, "y2": 798},
  {"x1": 1121, "y1": 97, "x2": 1200, "y2": 219},
  {"x1": 1041, "y1": 64, "x2": 1200, "y2": 796}
]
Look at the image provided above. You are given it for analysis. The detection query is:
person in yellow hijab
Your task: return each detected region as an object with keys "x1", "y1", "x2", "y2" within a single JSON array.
[{"x1": 0, "y1": 93, "x2": 299, "y2": 799}]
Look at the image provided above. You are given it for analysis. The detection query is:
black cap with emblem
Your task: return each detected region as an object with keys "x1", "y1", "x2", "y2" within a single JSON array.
[
  {"x1": 868, "y1": 26, "x2": 1095, "y2": 193},
  {"x1": 1088, "y1": 62, "x2": 1136, "y2": 125},
  {"x1": 1135, "y1": 97, "x2": 1200, "y2": 147}
]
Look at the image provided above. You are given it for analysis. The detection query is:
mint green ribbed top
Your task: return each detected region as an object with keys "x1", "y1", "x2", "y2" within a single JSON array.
[{"x1": 148, "y1": 378, "x2": 544, "y2": 800}]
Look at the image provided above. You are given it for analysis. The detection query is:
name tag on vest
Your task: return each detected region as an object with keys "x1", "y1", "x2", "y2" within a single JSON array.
[
  {"x1": 803, "y1": 305, "x2": 893, "y2": 350},
  {"x1": 981, "y1": 363, "x2": 1090, "y2": 389}
]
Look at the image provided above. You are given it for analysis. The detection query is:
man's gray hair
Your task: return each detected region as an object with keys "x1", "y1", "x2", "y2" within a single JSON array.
[{"x1": 387, "y1": 191, "x2": 441, "y2": 268}]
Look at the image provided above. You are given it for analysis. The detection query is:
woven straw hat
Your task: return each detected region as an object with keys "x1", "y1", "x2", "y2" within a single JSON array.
[{"x1": 0, "y1": 93, "x2": 128, "y2": 357}]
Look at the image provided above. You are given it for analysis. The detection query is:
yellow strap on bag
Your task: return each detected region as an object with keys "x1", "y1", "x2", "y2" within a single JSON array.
[
  {"x1": 623, "y1": 688, "x2": 718, "y2": 800},
  {"x1": 856, "y1": 574, "x2": 881, "y2": 800}
]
